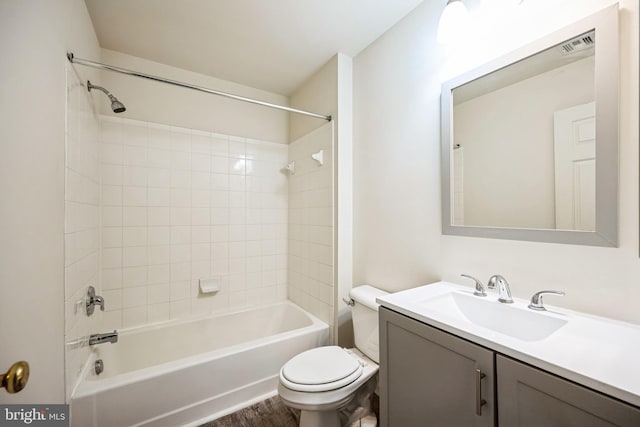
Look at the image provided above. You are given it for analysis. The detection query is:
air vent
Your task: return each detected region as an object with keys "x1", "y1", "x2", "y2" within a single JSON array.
[{"x1": 560, "y1": 30, "x2": 595, "y2": 55}]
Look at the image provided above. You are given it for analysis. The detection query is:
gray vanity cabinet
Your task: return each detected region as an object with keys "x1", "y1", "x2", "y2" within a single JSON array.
[
  {"x1": 380, "y1": 307, "x2": 640, "y2": 427},
  {"x1": 379, "y1": 307, "x2": 496, "y2": 427},
  {"x1": 497, "y1": 355, "x2": 640, "y2": 426}
]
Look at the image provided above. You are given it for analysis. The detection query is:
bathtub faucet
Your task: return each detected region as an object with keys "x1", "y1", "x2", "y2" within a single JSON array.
[{"x1": 89, "y1": 331, "x2": 118, "y2": 346}]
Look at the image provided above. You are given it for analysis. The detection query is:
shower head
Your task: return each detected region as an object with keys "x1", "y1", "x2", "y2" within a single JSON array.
[
  {"x1": 87, "y1": 80, "x2": 126, "y2": 113},
  {"x1": 108, "y1": 95, "x2": 126, "y2": 113}
]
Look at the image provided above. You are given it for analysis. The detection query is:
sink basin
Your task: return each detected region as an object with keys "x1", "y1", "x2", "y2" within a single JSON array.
[{"x1": 419, "y1": 291, "x2": 567, "y2": 341}]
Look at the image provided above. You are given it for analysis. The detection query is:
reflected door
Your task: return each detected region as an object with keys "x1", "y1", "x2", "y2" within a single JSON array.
[{"x1": 553, "y1": 102, "x2": 596, "y2": 231}]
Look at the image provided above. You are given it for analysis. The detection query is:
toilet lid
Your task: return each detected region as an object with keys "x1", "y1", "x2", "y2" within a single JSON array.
[{"x1": 280, "y1": 346, "x2": 363, "y2": 392}]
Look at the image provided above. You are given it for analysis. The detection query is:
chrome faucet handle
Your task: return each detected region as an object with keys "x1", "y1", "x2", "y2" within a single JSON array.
[
  {"x1": 528, "y1": 290, "x2": 565, "y2": 311},
  {"x1": 488, "y1": 275, "x2": 513, "y2": 304},
  {"x1": 461, "y1": 274, "x2": 486, "y2": 297},
  {"x1": 86, "y1": 286, "x2": 105, "y2": 316}
]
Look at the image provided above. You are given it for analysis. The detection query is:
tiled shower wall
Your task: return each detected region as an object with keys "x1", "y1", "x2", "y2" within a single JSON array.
[
  {"x1": 287, "y1": 123, "x2": 334, "y2": 327},
  {"x1": 64, "y1": 67, "x2": 101, "y2": 399},
  {"x1": 99, "y1": 116, "x2": 289, "y2": 329}
]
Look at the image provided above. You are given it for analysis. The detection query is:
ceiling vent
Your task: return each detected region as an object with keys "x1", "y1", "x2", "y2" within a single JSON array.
[{"x1": 560, "y1": 30, "x2": 595, "y2": 55}]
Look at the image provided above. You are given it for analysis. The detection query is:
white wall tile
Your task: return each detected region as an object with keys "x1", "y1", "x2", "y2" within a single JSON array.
[
  {"x1": 102, "y1": 268, "x2": 123, "y2": 290},
  {"x1": 123, "y1": 246, "x2": 147, "y2": 267},
  {"x1": 123, "y1": 266, "x2": 147, "y2": 287},
  {"x1": 148, "y1": 226, "x2": 170, "y2": 245},
  {"x1": 148, "y1": 207, "x2": 170, "y2": 226},
  {"x1": 192, "y1": 226, "x2": 211, "y2": 243},
  {"x1": 148, "y1": 188, "x2": 170, "y2": 206},
  {"x1": 148, "y1": 168, "x2": 171, "y2": 187},
  {"x1": 100, "y1": 116, "x2": 292, "y2": 327},
  {"x1": 123, "y1": 122, "x2": 148, "y2": 147},
  {"x1": 147, "y1": 149, "x2": 171, "y2": 168},
  {"x1": 123, "y1": 146, "x2": 147, "y2": 166},
  {"x1": 123, "y1": 186, "x2": 147, "y2": 206},
  {"x1": 171, "y1": 281, "x2": 191, "y2": 300},
  {"x1": 211, "y1": 136, "x2": 229, "y2": 156},
  {"x1": 123, "y1": 306, "x2": 147, "y2": 327},
  {"x1": 123, "y1": 206, "x2": 147, "y2": 226},
  {"x1": 148, "y1": 302, "x2": 171, "y2": 323},
  {"x1": 123, "y1": 286, "x2": 147, "y2": 308},
  {"x1": 148, "y1": 245, "x2": 171, "y2": 265},
  {"x1": 101, "y1": 119, "x2": 123, "y2": 145},
  {"x1": 102, "y1": 143, "x2": 123, "y2": 165},
  {"x1": 191, "y1": 208, "x2": 210, "y2": 225},
  {"x1": 65, "y1": 73, "x2": 101, "y2": 399},
  {"x1": 123, "y1": 166, "x2": 147, "y2": 186},
  {"x1": 102, "y1": 227, "x2": 122, "y2": 248},
  {"x1": 287, "y1": 125, "x2": 334, "y2": 328},
  {"x1": 102, "y1": 185, "x2": 123, "y2": 206},
  {"x1": 148, "y1": 264, "x2": 170, "y2": 284},
  {"x1": 102, "y1": 164, "x2": 123, "y2": 185}
]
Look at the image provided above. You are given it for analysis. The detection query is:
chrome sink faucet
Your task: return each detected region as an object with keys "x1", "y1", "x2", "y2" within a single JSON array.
[{"x1": 488, "y1": 275, "x2": 513, "y2": 304}]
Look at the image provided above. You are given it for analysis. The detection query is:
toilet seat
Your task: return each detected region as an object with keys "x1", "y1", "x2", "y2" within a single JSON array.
[{"x1": 280, "y1": 346, "x2": 364, "y2": 392}]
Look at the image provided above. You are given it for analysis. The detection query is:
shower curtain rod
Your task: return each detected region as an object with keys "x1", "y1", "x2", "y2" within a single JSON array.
[{"x1": 66, "y1": 52, "x2": 332, "y2": 121}]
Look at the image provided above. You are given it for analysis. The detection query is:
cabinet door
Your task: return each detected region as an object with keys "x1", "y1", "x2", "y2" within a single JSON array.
[
  {"x1": 497, "y1": 355, "x2": 640, "y2": 427},
  {"x1": 379, "y1": 307, "x2": 495, "y2": 427}
]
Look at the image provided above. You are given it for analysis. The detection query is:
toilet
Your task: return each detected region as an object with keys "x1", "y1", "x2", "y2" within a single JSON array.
[{"x1": 278, "y1": 285, "x2": 388, "y2": 427}]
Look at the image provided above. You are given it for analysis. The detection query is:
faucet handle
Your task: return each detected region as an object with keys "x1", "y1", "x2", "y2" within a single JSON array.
[
  {"x1": 461, "y1": 274, "x2": 486, "y2": 297},
  {"x1": 528, "y1": 290, "x2": 565, "y2": 311},
  {"x1": 86, "y1": 286, "x2": 105, "y2": 316}
]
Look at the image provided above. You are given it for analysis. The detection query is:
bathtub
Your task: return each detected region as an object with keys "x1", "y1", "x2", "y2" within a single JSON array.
[{"x1": 70, "y1": 301, "x2": 329, "y2": 427}]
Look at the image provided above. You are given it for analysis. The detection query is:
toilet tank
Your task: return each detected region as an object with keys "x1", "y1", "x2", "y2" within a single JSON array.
[{"x1": 349, "y1": 285, "x2": 388, "y2": 363}]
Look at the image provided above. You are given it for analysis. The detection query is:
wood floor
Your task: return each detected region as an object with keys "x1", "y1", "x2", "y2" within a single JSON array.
[
  {"x1": 201, "y1": 393, "x2": 378, "y2": 427},
  {"x1": 201, "y1": 396, "x2": 300, "y2": 427}
]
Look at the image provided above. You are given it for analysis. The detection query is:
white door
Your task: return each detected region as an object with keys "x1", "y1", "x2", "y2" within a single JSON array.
[{"x1": 553, "y1": 102, "x2": 596, "y2": 231}]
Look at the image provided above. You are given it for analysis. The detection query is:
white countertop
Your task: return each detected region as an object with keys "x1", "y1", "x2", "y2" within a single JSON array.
[{"x1": 377, "y1": 281, "x2": 640, "y2": 407}]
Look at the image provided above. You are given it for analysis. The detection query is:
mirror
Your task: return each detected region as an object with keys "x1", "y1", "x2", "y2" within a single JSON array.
[{"x1": 441, "y1": 5, "x2": 618, "y2": 246}]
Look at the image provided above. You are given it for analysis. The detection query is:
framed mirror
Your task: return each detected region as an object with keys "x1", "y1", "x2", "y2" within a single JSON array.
[{"x1": 441, "y1": 5, "x2": 619, "y2": 246}]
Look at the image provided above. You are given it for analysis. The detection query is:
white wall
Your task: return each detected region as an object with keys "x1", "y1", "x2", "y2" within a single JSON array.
[
  {"x1": 353, "y1": 1, "x2": 443, "y2": 292},
  {"x1": 289, "y1": 56, "x2": 338, "y2": 142},
  {"x1": 353, "y1": 0, "x2": 640, "y2": 324},
  {"x1": 100, "y1": 49, "x2": 289, "y2": 144},
  {"x1": 0, "y1": 0, "x2": 101, "y2": 403}
]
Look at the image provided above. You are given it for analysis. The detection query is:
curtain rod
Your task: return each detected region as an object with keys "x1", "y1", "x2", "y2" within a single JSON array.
[{"x1": 66, "y1": 52, "x2": 332, "y2": 121}]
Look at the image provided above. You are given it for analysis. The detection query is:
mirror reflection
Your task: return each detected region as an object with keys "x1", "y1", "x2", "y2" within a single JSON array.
[{"x1": 451, "y1": 31, "x2": 595, "y2": 231}]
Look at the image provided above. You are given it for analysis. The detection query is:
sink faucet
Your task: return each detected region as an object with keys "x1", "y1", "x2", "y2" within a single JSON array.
[
  {"x1": 461, "y1": 274, "x2": 487, "y2": 297},
  {"x1": 89, "y1": 331, "x2": 118, "y2": 346},
  {"x1": 528, "y1": 290, "x2": 565, "y2": 311},
  {"x1": 488, "y1": 275, "x2": 513, "y2": 304}
]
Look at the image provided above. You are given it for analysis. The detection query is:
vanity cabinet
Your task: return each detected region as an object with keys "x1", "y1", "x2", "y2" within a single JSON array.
[
  {"x1": 379, "y1": 307, "x2": 640, "y2": 427},
  {"x1": 379, "y1": 307, "x2": 495, "y2": 427},
  {"x1": 497, "y1": 355, "x2": 640, "y2": 426}
]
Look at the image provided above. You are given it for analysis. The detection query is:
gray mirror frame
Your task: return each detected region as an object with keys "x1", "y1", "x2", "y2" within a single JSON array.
[{"x1": 441, "y1": 5, "x2": 619, "y2": 247}]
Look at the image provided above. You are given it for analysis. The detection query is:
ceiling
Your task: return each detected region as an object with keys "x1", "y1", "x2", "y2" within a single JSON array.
[{"x1": 84, "y1": 0, "x2": 425, "y2": 95}]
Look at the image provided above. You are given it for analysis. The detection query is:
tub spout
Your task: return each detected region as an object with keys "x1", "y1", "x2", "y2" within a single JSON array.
[{"x1": 89, "y1": 331, "x2": 118, "y2": 346}]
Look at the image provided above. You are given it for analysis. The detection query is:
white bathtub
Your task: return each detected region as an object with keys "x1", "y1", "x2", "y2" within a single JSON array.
[{"x1": 70, "y1": 301, "x2": 329, "y2": 427}]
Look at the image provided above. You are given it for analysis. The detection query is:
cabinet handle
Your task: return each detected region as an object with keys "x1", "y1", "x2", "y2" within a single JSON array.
[{"x1": 475, "y1": 369, "x2": 487, "y2": 416}]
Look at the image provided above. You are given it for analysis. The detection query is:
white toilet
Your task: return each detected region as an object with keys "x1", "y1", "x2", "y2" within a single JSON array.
[{"x1": 278, "y1": 285, "x2": 388, "y2": 427}]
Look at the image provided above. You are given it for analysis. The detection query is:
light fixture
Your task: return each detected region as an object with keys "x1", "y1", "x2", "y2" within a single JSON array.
[{"x1": 437, "y1": 0, "x2": 471, "y2": 45}]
